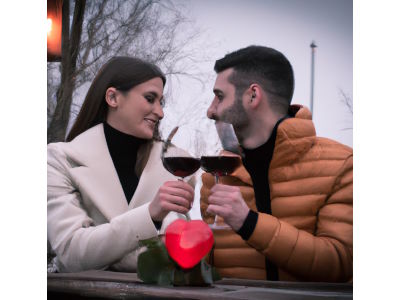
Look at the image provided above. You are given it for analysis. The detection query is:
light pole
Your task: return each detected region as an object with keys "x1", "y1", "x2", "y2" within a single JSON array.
[{"x1": 310, "y1": 41, "x2": 317, "y2": 117}]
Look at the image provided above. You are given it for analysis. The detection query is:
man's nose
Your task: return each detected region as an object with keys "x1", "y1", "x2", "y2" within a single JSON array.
[{"x1": 207, "y1": 99, "x2": 217, "y2": 119}]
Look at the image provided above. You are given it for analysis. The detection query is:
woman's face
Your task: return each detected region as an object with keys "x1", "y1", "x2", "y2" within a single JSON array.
[{"x1": 106, "y1": 77, "x2": 164, "y2": 139}]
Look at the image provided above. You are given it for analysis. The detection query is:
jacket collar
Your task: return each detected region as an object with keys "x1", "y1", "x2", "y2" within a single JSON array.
[
  {"x1": 230, "y1": 105, "x2": 316, "y2": 185},
  {"x1": 271, "y1": 105, "x2": 316, "y2": 168},
  {"x1": 64, "y1": 124, "x2": 128, "y2": 220},
  {"x1": 63, "y1": 124, "x2": 172, "y2": 221}
]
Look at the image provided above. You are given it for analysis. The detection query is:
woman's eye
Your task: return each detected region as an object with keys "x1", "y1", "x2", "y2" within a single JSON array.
[{"x1": 145, "y1": 96, "x2": 155, "y2": 103}]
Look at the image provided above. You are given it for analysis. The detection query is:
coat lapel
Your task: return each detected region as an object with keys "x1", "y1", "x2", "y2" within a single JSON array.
[
  {"x1": 65, "y1": 124, "x2": 128, "y2": 221},
  {"x1": 128, "y1": 142, "x2": 177, "y2": 209}
]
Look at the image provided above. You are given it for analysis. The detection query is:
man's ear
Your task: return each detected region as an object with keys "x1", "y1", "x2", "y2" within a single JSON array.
[
  {"x1": 248, "y1": 84, "x2": 262, "y2": 108},
  {"x1": 105, "y1": 87, "x2": 118, "y2": 108}
]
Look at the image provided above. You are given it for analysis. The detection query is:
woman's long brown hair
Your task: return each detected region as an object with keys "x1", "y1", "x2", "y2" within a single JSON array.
[{"x1": 66, "y1": 56, "x2": 166, "y2": 142}]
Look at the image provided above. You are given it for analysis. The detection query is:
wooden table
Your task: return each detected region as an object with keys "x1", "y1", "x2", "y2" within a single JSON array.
[{"x1": 48, "y1": 270, "x2": 353, "y2": 300}]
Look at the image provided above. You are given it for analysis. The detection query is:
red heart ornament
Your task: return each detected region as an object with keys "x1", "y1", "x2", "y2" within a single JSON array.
[{"x1": 165, "y1": 219, "x2": 214, "y2": 269}]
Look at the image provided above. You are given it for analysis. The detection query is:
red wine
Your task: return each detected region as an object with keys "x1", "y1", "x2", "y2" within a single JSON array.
[
  {"x1": 200, "y1": 156, "x2": 241, "y2": 176},
  {"x1": 162, "y1": 157, "x2": 200, "y2": 178}
]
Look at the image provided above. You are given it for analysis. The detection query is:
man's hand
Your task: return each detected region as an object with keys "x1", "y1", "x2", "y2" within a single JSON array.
[
  {"x1": 149, "y1": 180, "x2": 194, "y2": 222},
  {"x1": 206, "y1": 184, "x2": 249, "y2": 231}
]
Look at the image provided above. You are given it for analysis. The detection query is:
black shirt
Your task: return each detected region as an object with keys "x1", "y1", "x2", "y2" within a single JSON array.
[
  {"x1": 236, "y1": 117, "x2": 288, "y2": 239},
  {"x1": 103, "y1": 122, "x2": 146, "y2": 204},
  {"x1": 237, "y1": 117, "x2": 288, "y2": 281}
]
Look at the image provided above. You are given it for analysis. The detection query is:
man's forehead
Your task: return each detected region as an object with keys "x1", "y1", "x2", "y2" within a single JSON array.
[{"x1": 214, "y1": 68, "x2": 234, "y2": 91}]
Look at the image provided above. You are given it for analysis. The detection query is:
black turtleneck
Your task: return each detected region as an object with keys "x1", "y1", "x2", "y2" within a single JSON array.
[
  {"x1": 237, "y1": 116, "x2": 289, "y2": 281},
  {"x1": 237, "y1": 116, "x2": 288, "y2": 239},
  {"x1": 103, "y1": 122, "x2": 146, "y2": 204}
]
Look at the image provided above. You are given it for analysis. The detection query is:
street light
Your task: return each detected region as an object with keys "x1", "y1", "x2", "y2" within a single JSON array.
[
  {"x1": 310, "y1": 40, "x2": 317, "y2": 117},
  {"x1": 47, "y1": 0, "x2": 63, "y2": 61}
]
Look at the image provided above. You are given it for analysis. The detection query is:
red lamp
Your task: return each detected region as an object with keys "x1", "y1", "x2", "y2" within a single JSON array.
[{"x1": 165, "y1": 219, "x2": 214, "y2": 269}]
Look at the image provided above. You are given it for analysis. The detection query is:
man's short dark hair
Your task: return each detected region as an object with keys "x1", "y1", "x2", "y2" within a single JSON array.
[{"x1": 214, "y1": 45, "x2": 294, "y2": 114}]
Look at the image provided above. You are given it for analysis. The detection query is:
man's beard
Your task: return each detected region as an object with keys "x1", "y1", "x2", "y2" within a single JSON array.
[{"x1": 219, "y1": 94, "x2": 249, "y2": 130}]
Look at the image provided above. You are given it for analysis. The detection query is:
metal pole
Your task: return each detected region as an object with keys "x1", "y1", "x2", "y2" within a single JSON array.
[{"x1": 310, "y1": 41, "x2": 317, "y2": 117}]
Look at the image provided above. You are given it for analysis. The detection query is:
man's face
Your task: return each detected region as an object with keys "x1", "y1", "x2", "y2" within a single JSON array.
[{"x1": 207, "y1": 68, "x2": 249, "y2": 129}]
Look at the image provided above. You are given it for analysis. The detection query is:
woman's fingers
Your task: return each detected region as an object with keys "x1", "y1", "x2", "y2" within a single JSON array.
[
  {"x1": 149, "y1": 180, "x2": 195, "y2": 221},
  {"x1": 161, "y1": 186, "x2": 193, "y2": 202},
  {"x1": 159, "y1": 181, "x2": 194, "y2": 212},
  {"x1": 159, "y1": 201, "x2": 190, "y2": 215},
  {"x1": 164, "y1": 180, "x2": 194, "y2": 198},
  {"x1": 161, "y1": 181, "x2": 194, "y2": 205},
  {"x1": 159, "y1": 193, "x2": 191, "y2": 210}
]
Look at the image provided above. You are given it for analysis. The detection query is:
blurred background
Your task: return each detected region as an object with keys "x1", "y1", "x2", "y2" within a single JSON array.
[{"x1": 47, "y1": 0, "x2": 353, "y2": 219}]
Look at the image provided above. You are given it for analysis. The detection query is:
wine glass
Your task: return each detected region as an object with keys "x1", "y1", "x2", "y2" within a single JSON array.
[
  {"x1": 200, "y1": 155, "x2": 241, "y2": 229},
  {"x1": 161, "y1": 126, "x2": 201, "y2": 221},
  {"x1": 162, "y1": 150, "x2": 200, "y2": 182},
  {"x1": 200, "y1": 122, "x2": 242, "y2": 229},
  {"x1": 161, "y1": 126, "x2": 201, "y2": 181}
]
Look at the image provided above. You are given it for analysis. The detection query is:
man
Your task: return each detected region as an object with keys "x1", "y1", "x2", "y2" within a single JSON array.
[{"x1": 200, "y1": 45, "x2": 352, "y2": 282}]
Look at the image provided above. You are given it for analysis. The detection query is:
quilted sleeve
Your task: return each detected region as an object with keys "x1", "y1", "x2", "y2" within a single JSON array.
[{"x1": 248, "y1": 155, "x2": 353, "y2": 282}]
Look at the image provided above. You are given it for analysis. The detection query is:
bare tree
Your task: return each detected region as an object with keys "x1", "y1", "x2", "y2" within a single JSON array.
[
  {"x1": 48, "y1": 0, "x2": 86, "y2": 143},
  {"x1": 47, "y1": 63, "x2": 59, "y2": 128},
  {"x1": 47, "y1": 0, "x2": 210, "y2": 143}
]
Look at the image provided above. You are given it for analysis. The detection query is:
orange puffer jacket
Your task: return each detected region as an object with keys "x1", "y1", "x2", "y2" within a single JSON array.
[{"x1": 200, "y1": 106, "x2": 353, "y2": 282}]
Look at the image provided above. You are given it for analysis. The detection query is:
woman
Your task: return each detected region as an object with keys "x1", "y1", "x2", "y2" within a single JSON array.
[{"x1": 48, "y1": 57, "x2": 195, "y2": 273}]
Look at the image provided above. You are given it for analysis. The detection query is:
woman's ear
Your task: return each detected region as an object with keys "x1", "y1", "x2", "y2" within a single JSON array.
[{"x1": 105, "y1": 87, "x2": 118, "y2": 108}]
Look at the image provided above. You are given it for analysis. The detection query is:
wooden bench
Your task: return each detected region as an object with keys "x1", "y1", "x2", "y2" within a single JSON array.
[{"x1": 48, "y1": 270, "x2": 353, "y2": 299}]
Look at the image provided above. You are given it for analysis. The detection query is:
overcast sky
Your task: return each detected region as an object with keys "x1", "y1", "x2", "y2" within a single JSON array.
[{"x1": 162, "y1": 0, "x2": 353, "y2": 151}]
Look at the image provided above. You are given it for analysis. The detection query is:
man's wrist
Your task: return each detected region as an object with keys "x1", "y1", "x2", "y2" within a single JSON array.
[{"x1": 236, "y1": 210, "x2": 258, "y2": 240}]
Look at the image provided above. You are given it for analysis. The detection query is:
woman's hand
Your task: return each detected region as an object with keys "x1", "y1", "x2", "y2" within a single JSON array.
[{"x1": 149, "y1": 180, "x2": 194, "y2": 222}]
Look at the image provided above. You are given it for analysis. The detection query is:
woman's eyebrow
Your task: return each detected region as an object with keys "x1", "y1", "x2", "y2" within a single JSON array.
[{"x1": 146, "y1": 91, "x2": 164, "y2": 101}]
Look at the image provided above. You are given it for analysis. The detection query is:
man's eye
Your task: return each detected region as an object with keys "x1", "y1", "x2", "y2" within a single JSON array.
[
  {"x1": 160, "y1": 98, "x2": 165, "y2": 107},
  {"x1": 217, "y1": 95, "x2": 224, "y2": 101}
]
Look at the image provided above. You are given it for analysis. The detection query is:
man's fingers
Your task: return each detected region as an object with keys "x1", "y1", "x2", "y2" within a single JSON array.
[
  {"x1": 210, "y1": 183, "x2": 240, "y2": 193},
  {"x1": 208, "y1": 187, "x2": 242, "y2": 206},
  {"x1": 210, "y1": 190, "x2": 237, "y2": 199},
  {"x1": 206, "y1": 204, "x2": 228, "y2": 217},
  {"x1": 208, "y1": 194, "x2": 232, "y2": 206}
]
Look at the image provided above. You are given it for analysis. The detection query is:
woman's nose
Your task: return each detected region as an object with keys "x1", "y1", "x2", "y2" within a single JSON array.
[{"x1": 154, "y1": 102, "x2": 164, "y2": 120}]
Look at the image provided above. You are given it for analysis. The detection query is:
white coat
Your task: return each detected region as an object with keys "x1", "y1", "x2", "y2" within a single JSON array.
[{"x1": 47, "y1": 124, "x2": 195, "y2": 272}]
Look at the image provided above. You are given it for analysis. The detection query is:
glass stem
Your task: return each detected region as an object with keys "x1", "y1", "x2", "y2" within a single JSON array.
[
  {"x1": 215, "y1": 174, "x2": 219, "y2": 184},
  {"x1": 178, "y1": 177, "x2": 191, "y2": 220}
]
